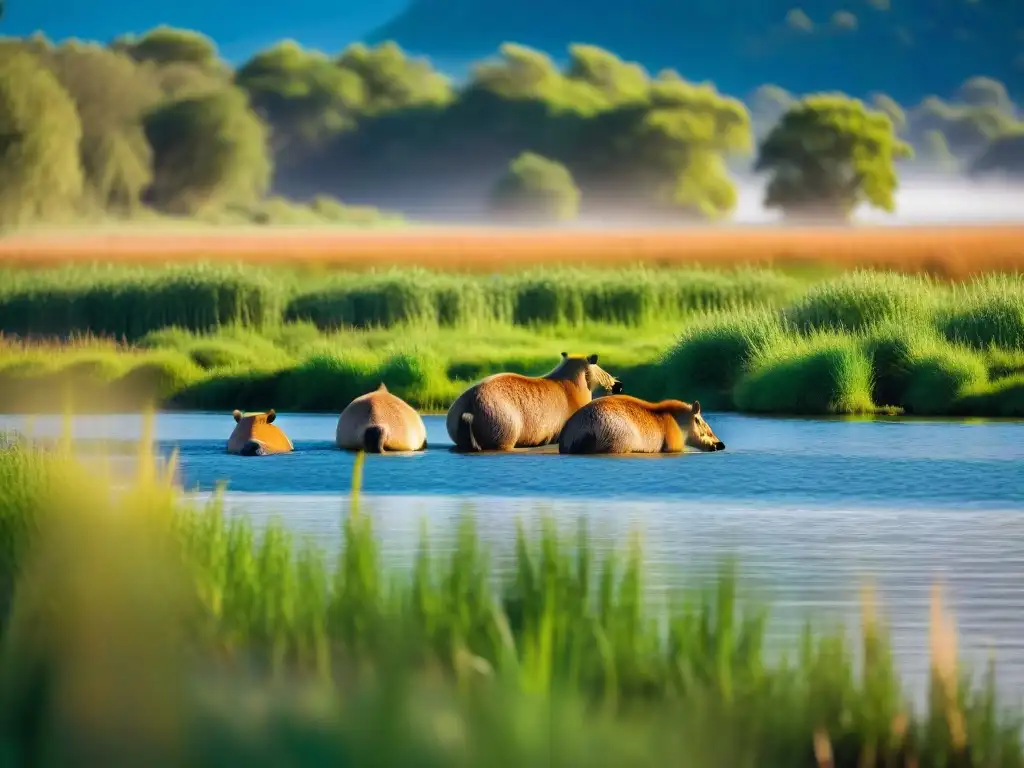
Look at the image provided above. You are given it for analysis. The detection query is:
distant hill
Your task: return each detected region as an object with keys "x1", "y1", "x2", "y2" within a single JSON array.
[{"x1": 368, "y1": 0, "x2": 1023, "y2": 103}]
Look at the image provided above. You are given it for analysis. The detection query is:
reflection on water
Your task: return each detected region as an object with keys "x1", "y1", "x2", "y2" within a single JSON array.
[{"x1": 2, "y1": 410, "x2": 1023, "y2": 705}]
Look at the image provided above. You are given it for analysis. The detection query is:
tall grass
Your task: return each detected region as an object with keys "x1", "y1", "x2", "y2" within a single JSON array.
[
  {"x1": 0, "y1": 264, "x2": 281, "y2": 341},
  {"x1": 939, "y1": 274, "x2": 1024, "y2": 350},
  {"x1": 0, "y1": 435, "x2": 1019, "y2": 765}
]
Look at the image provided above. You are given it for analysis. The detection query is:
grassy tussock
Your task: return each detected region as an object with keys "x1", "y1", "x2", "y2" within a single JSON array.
[
  {"x1": 733, "y1": 333, "x2": 877, "y2": 415},
  {"x1": 0, "y1": 436, "x2": 1019, "y2": 765},
  {"x1": 938, "y1": 274, "x2": 1024, "y2": 351}
]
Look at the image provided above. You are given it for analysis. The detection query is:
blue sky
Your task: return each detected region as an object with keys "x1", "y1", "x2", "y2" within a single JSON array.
[{"x1": 1, "y1": 0, "x2": 409, "y2": 63}]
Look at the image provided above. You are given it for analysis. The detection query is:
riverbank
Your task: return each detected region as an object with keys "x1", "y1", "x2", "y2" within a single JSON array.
[
  {"x1": 0, "y1": 439, "x2": 1019, "y2": 764},
  {"x1": 0, "y1": 267, "x2": 1021, "y2": 417}
]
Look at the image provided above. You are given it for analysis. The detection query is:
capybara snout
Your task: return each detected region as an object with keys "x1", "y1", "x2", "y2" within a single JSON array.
[
  {"x1": 612, "y1": 380, "x2": 624, "y2": 394},
  {"x1": 713, "y1": 440, "x2": 726, "y2": 451}
]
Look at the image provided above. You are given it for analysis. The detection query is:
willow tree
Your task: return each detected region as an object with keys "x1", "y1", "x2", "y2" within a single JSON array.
[
  {"x1": 0, "y1": 52, "x2": 84, "y2": 229},
  {"x1": 755, "y1": 94, "x2": 912, "y2": 222},
  {"x1": 45, "y1": 44, "x2": 163, "y2": 212},
  {"x1": 143, "y1": 88, "x2": 272, "y2": 215}
]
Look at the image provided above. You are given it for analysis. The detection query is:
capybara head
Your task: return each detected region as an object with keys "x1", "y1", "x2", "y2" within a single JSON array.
[
  {"x1": 229, "y1": 409, "x2": 293, "y2": 454},
  {"x1": 679, "y1": 401, "x2": 725, "y2": 452},
  {"x1": 561, "y1": 352, "x2": 623, "y2": 394}
]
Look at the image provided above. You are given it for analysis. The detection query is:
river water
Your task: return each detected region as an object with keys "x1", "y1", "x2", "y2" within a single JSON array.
[{"x1": 2, "y1": 410, "x2": 1023, "y2": 706}]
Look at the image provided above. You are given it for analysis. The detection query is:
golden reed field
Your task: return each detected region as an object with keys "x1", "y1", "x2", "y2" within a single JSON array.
[{"x1": 1, "y1": 224, "x2": 1023, "y2": 277}]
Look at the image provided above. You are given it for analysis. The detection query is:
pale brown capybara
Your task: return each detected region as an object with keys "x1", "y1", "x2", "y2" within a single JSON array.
[
  {"x1": 446, "y1": 352, "x2": 623, "y2": 452},
  {"x1": 336, "y1": 383, "x2": 427, "y2": 453},
  {"x1": 557, "y1": 395, "x2": 725, "y2": 455},
  {"x1": 226, "y1": 409, "x2": 294, "y2": 456}
]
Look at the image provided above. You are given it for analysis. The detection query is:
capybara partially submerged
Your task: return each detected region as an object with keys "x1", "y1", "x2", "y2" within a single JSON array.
[
  {"x1": 558, "y1": 395, "x2": 725, "y2": 455},
  {"x1": 227, "y1": 409, "x2": 294, "y2": 456},
  {"x1": 336, "y1": 383, "x2": 427, "y2": 453},
  {"x1": 447, "y1": 352, "x2": 623, "y2": 452}
]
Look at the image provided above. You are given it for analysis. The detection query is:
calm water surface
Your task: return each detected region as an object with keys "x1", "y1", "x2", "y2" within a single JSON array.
[{"x1": 3, "y1": 411, "x2": 1023, "y2": 705}]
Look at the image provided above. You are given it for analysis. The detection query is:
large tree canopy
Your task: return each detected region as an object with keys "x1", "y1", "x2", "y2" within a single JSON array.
[
  {"x1": 0, "y1": 51, "x2": 84, "y2": 229},
  {"x1": 143, "y1": 88, "x2": 272, "y2": 215},
  {"x1": 43, "y1": 43, "x2": 163, "y2": 211},
  {"x1": 755, "y1": 94, "x2": 913, "y2": 221}
]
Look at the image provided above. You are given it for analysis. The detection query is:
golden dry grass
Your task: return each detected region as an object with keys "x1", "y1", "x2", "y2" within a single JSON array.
[{"x1": 1, "y1": 224, "x2": 1022, "y2": 278}]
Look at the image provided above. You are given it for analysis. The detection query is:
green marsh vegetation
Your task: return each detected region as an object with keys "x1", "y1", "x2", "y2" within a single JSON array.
[
  {"x1": 0, "y1": 265, "x2": 1022, "y2": 417},
  {"x1": 0, "y1": 430, "x2": 1020, "y2": 765}
]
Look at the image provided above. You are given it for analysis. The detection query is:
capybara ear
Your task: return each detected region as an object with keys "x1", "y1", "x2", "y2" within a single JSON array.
[
  {"x1": 561, "y1": 351, "x2": 568, "y2": 358},
  {"x1": 377, "y1": 382, "x2": 388, "y2": 392},
  {"x1": 587, "y1": 354, "x2": 599, "y2": 364},
  {"x1": 232, "y1": 409, "x2": 242, "y2": 423},
  {"x1": 693, "y1": 400, "x2": 701, "y2": 415},
  {"x1": 267, "y1": 409, "x2": 277, "y2": 423}
]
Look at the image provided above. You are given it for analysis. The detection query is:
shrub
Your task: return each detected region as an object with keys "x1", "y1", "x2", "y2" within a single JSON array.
[
  {"x1": 938, "y1": 274, "x2": 1024, "y2": 350},
  {"x1": 657, "y1": 311, "x2": 785, "y2": 409},
  {"x1": 734, "y1": 334, "x2": 876, "y2": 414},
  {"x1": 784, "y1": 271, "x2": 936, "y2": 333},
  {"x1": 489, "y1": 152, "x2": 581, "y2": 224}
]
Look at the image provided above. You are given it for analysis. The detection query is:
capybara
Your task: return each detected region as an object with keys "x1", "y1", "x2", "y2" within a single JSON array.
[
  {"x1": 558, "y1": 395, "x2": 725, "y2": 454},
  {"x1": 226, "y1": 409, "x2": 294, "y2": 456},
  {"x1": 336, "y1": 383, "x2": 428, "y2": 453},
  {"x1": 446, "y1": 352, "x2": 623, "y2": 452}
]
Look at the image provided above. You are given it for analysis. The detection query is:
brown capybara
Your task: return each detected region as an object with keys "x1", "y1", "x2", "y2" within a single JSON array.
[
  {"x1": 557, "y1": 395, "x2": 725, "y2": 455},
  {"x1": 446, "y1": 352, "x2": 623, "y2": 452},
  {"x1": 226, "y1": 409, "x2": 294, "y2": 456},
  {"x1": 335, "y1": 383, "x2": 427, "y2": 453}
]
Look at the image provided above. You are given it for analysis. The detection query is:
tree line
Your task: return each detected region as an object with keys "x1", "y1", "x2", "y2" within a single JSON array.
[{"x1": 0, "y1": 26, "x2": 1021, "y2": 230}]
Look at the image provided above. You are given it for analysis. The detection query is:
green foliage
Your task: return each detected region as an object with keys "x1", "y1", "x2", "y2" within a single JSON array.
[
  {"x1": 0, "y1": 51, "x2": 84, "y2": 229},
  {"x1": 908, "y1": 96, "x2": 1020, "y2": 162},
  {"x1": 970, "y1": 129, "x2": 1024, "y2": 178},
  {"x1": 490, "y1": 152, "x2": 581, "y2": 223},
  {"x1": 656, "y1": 310, "x2": 785, "y2": 409},
  {"x1": 336, "y1": 41, "x2": 453, "y2": 113},
  {"x1": 956, "y1": 76, "x2": 1014, "y2": 114},
  {"x1": 0, "y1": 265, "x2": 281, "y2": 341},
  {"x1": 143, "y1": 88, "x2": 272, "y2": 214},
  {"x1": 784, "y1": 271, "x2": 937, "y2": 333},
  {"x1": 235, "y1": 41, "x2": 366, "y2": 152},
  {"x1": 113, "y1": 25, "x2": 221, "y2": 70},
  {"x1": 43, "y1": 43, "x2": 162, "y2": 211},
  {"x1": 733, "y1": 333, "x2": 877, "y2": 414},
  {"x1": 756, "y1": 94, "x2": 913, "y2": 221},
  {"x1": 938, "y1": 274, "x2": 1024, "y2": 349}
]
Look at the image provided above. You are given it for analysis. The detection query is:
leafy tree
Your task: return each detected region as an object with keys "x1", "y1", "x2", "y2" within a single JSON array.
[
  {"x1": 113, "y1": 26, "x2": 221, "y2": 70},
  {"x1": 489, "y1": 152, "x2": 580, "y2": 223},
  {"x1": 0, "y1": 51, "x2": 83, "y2": 229},
  {"x1": 569, "y1": 74, "x2": 751, "y2": 219},
  {"x1": 908, "y1": 97, "x2": 1018, "y2": 161},
  {"x1": 336, "y1": 42, "x2": 452, "y2": 114},
  {"x1": 755, "y1": 94, "x2": 912, "y2": 221},
  {"x1": 970, "y1": 130, "x2": 1024, "y2": 178},
  {"x1": 44, "y1": 43, "x2": 163, "y2": 211},
  {"x1": 955, "y1": 76, "x2": 1014, "y2": 115},
  {"x1": 143, "y1": 88, "x2": 272, "y2": 215},
  {"x1": 236, "y1": 41, "x2": 365, "y2": 153}
]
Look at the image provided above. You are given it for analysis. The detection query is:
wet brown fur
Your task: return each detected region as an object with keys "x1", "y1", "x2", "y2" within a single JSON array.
[
  {"x1": 446, "y1": 353, "x2": 622, "y2": 452},
  {"x1": 558, "y1": 395, "x2": 725, "y2": 454},
  {"x1": 227, "y1": 409, "x2": 294, "y2": 455},
  {"x1": 336, "y1": 383, "x2": 427, "y2": 453}
]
